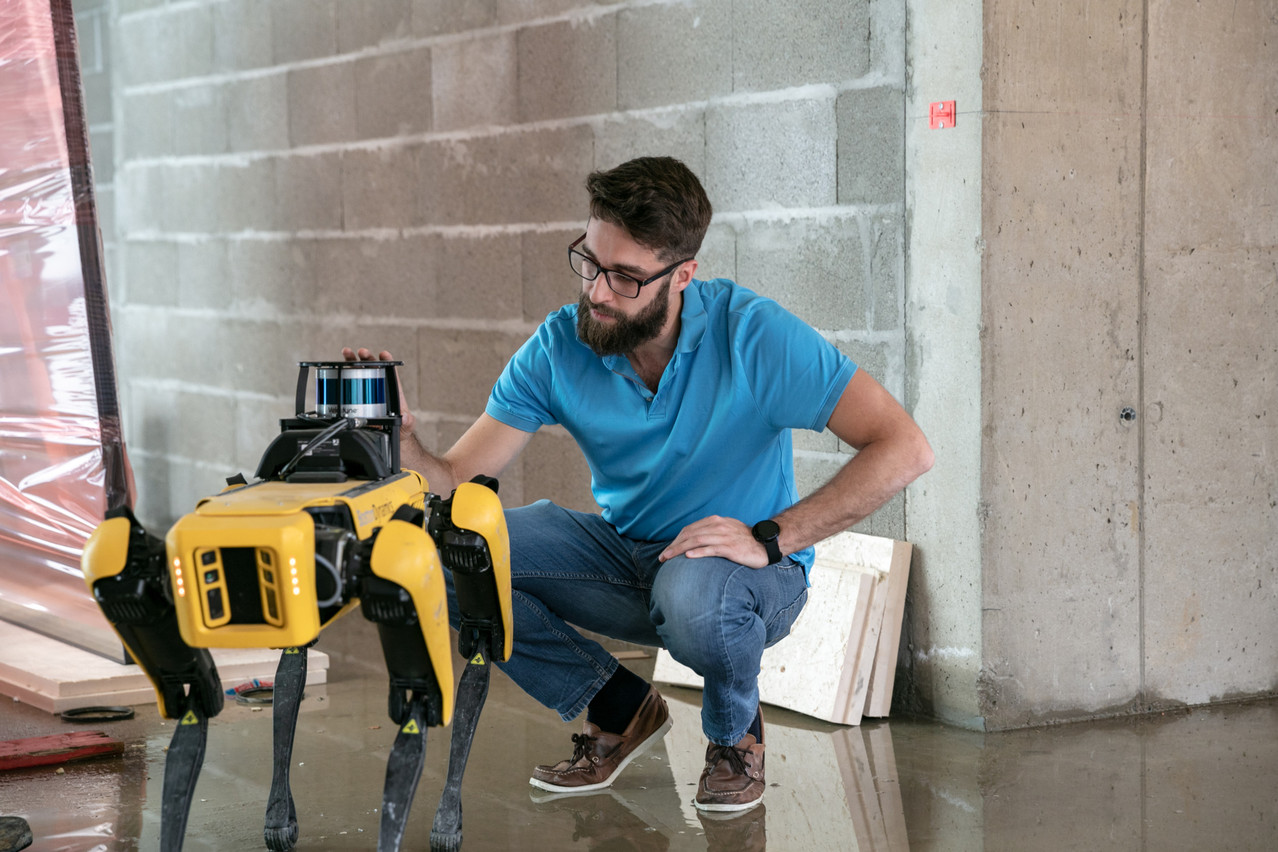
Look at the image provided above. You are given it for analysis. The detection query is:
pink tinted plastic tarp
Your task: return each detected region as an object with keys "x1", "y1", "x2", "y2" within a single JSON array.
[{"x1": 0, "y1": 0, "x2": 131, "y2": 661}]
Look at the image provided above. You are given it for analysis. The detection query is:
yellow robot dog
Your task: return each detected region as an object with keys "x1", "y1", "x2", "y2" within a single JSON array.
[{"x1": 80, "y1": 361, "x2": 512, "y2": 852}]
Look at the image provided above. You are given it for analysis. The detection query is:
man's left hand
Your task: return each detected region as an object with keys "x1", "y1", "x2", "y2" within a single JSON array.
[{"x1": 659, "y1": 516, "x2": 772, "y2": 568}]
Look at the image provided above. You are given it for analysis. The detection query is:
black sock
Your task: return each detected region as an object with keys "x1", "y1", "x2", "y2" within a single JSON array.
[
  {"x1": 586, "y1": 665, "x2": 650, "y2": 735},
  {"x1": 747, "y1": 708, "x2": 762, "y2": 742}
]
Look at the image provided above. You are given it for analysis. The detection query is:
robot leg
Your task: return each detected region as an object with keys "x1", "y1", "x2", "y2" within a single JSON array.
[
  {"x1": 82, "y1": 507, "x2": 225, "y2": 852},
  {"x1": 426, "y1": 476, "x2": 513, "y2": 851},
  {"x1": 264, "y1": 646, "x2": 309, "y2": 851},
  {"x1": 359, "y1": 505, "x2": 453, "y2": 851}
]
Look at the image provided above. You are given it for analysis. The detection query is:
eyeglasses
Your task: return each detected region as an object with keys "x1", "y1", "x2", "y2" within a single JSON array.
[{"x1": 568, "y1": 234, "x2": 693, "y2": 299}]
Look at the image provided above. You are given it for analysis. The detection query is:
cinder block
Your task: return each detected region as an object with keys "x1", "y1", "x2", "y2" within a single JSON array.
[
  {"x1": 837, "y1": 87, "x2": 905, "y2": 206},
  {"x1": 431, "y1": 30, "x2": 517, "y2": 132},
  {"x1": 275, "y1": 151, "x2": 344, "y2": 231},
  {"x1": 495, "y1": 0, "x2": 600, "y2": 26},
  {"x1": 235, "y1": 394, "x2": 290, "y2": 477},
  {"x1": 95, "y1": 186, "x2": 116, "y2": 249},
  {"x1": 173, "y1": 84, "x2": 228, "y2": 156},
  {"x1": 212, "y1": 0, "x2": 275, "y2": 72},
  {"x1": 309, "y1": 232, "x2": 439, "y2": 319},
  {"x1": 214, "y1": 158, "x2": 279, "y2": 232},
  {"x1": 694, "y1": 221, "x2": 736, "y2": 283},
  {"x1": 272, "y1": 0, "x2": 337, "y2": 65},
  {"x1": 124, "y1": 240, "x2": 180, "y2": 307},
  {"x1": 411, "y1": 0, "x2": 497, "y2": 37},
  {"x1": 227, "y1": 238, "x2": 313, "y2": 316},
  {"x1": 521, "y1": 227, "x2": 581, "y2": 322},
  {"x1": 227, "y1": 75, "x2": 290, "y2": 153},
  {"x1": 417, "y1": 328, "x2": 527, "y2": 417},
  {"x1": 171, "y1": 386, "x2": 239, "y2": 470},
  {"x1": 342, "y1": 144, "x2": 425, "y2": 230},
  {"x1": 288, "y1": 62, "x2": 357, "y2": 147},
  {"x1": 118, "y1": 5, "x2": 213, "y2": 86},
  {"x1": 419, "y1": 126, "x2": 594, "y2": 225},
  {"x1": 617, "y1": 0, "x2": 732, "y2": 110},
  {"x1": 734, "y1": 216, "x2": 868, "y2": 331},
  {"x1": 128, "y1": 452, "x2": 172, "y2": 531},
  {"x1": 516, "y1": 15, "x2": 617, "y2": 123},
  {"x1": 86, "y1": 126, "x2": 115, "y2": 186},
  {"x1": 592, "y1": 109, "x2": 707, "y2": 177},
  {"x1": 437, "y1": 232, "x2": 523, "y2": 320},
  {"x1": 354, "y1": 47, "x2": 433, "y2": 140},
  {"x1": 118, "y1": 0, "x2": 163, "y2": 15},
  {"x1": 338, "y1": 0, "x2": 412, "y2": 52},
  {"x1": 521, "y1": 429, "x2": 596, "y2": 512},
  {"x1": 705, "y1": 98, "x2": 837, "y2": 211},
  {"x1": 82, "y1": 66, "x2": 113, "y2": 127},
  {"x1": 120, "y1": 91, "x2": 173, "y2": 160},
  {"x1": 732, "y1": 0, "x2": 870, "y2": 92},
  {"x1": 177, "y1": 239, "x2": 232, "y2": 310}
]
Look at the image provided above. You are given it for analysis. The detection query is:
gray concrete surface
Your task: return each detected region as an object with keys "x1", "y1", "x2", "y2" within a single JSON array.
[
  {"x1": 2, "y1": 614, "x2": 1276, "y2": 851},
  {"x1": 61, "y1": 0, "x2": 1278, "y2": 735}
]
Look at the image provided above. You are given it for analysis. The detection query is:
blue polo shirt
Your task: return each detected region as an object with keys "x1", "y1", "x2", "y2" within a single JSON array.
[{"x1": 485, "y1": 278, "x2": 857, "y2": 571}]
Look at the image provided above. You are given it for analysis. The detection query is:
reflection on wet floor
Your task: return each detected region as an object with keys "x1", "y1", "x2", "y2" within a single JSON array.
[{"x1": 2, "y1": 613, "x2": 1276, "y2": 851}]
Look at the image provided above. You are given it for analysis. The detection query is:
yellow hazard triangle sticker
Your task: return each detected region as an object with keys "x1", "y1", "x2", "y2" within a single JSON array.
[
  {"x1": 470, "y1": 652, "x2": 486, "y2": 666},
  {"x1": 401, "y1": 719, "x2": 421, "y2": 735},
  {"x1": 180, "y1": 710, "x2": 200, "y2": 725}
]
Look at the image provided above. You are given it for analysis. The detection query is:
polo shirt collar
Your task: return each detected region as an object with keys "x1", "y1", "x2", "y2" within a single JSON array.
[{"x1": 676, "y1": 279, "x2": 707, "y2": 353}]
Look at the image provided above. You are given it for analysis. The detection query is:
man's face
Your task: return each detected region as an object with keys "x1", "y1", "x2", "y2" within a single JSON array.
[
  {"x1": 577, "y1": 278, "x2": 672, "y2": 356},
  {"x1": 574, "y1": 219, "x2": 682, "y2": 357}
]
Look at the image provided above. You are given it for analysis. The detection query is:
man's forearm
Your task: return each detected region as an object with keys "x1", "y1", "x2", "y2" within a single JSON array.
[
  {"x1": 773, "y1": 435, "x2": 933, "y2": 556},
  {"x1": 399, "y1": 428, "x2": 458, "y2": 496}
]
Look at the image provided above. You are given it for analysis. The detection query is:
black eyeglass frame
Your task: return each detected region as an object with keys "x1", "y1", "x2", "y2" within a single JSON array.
[{"x1": 568, "y1": 233, "x2": 694, "y2": 299}]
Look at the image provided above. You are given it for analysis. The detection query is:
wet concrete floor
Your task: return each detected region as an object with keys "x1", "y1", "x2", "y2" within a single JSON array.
[{"x1": 3, "y1": 613, "x2": 1276, "y2": 851}]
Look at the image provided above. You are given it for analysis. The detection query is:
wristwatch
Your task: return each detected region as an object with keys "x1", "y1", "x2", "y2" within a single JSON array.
[{"x1": 751, "y1": 519, "x2": 782, "y2": 565}]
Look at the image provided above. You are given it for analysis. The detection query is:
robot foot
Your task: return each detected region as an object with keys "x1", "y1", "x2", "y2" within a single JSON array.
[
  {"x1": 429, "y1": 656, "x2": 493, "y2": 851},
  {"x1": 160, "y1": 709, "x2": 209, "y2": 852}
]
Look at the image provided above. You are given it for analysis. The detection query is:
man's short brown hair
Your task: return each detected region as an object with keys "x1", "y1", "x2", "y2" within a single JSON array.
[{"x1": 585, "y1": 157, "x2": 713, "y2": 262}]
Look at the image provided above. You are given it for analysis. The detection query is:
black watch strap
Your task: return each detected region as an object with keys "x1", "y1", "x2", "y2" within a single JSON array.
[{"x1": 751, "y1": 519, "x2": 783, "y2": 564}]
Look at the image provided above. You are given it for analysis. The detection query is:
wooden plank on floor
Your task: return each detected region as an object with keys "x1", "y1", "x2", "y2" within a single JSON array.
[
  {"x1": 0, "y1": 731, "x2": 123, "y2": 771},
  {"x1": 863, "y1": 540, "x2": 913, "y2": 717},
  {"x1": 0, "y1": 620, "x2": 329, "y2": 714}
]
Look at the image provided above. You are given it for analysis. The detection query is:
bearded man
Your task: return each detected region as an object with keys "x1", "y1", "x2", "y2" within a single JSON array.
[{"x1": 345, "y1": 155, "x2": 933, "y2": 813}]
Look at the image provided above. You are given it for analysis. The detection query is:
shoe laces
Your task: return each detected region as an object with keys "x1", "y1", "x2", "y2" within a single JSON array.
[
  {"x1": 706, "y1": 743, "x2": 749, "y2": 776},
  {"x1": 569, "y1": 732, "x2": 597, "y2": 764}
]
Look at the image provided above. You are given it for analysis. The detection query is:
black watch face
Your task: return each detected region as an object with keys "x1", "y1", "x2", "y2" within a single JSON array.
[{"x1": 754, "y1": 519, "x2": 780, "y2": 541}]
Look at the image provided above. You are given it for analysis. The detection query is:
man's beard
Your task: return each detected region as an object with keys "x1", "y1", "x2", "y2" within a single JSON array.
[{"x1": 576, "y1": 279, "x2": 672, "y2": 357}]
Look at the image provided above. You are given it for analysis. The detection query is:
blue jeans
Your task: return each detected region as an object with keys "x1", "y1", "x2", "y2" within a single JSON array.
[{"x1": 445, "y1": 499, "x2": 809, "y2": 746}]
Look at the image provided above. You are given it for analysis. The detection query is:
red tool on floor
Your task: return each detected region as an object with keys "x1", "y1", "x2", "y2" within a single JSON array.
[{"x1": 0, "y1": 731, "x2": 124, "y2": 771}]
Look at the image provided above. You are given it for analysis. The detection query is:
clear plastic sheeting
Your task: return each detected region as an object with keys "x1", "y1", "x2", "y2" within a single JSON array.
[{"x1": 0, "y1": 0, "x2": 130, "y2": 661}]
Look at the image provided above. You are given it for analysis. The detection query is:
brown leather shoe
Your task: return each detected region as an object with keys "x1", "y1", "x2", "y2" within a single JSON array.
[
  {"x1": 529, "y1": 685, "x2": 672, "y2": 794},
  {"x1": 694, "y1": 712, "x2": 765, "y2": 812}
]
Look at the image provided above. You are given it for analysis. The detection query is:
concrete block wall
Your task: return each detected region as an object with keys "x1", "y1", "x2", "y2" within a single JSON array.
[{"x1": 103, "y1": 0, "x2": 912, "y2": 545}]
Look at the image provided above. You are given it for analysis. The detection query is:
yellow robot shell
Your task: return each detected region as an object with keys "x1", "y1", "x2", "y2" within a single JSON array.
[
  {"x1": 80, "y1": 517, "x2": 174, "y2": 714},
  {"x1": 190, "y1": 472, "x2": 426, "y2": 542},
  {"x1": 448, "y1": 481, "x2": 514, "y2": 663},
  {"x1": 369, "y1": 520, "x2": 454, "y2": 727},
  {"x1": 166, "y1": 511, "x2": 322, "y2": 649},
  {"x1": 80, "y1": 515, "x2": 132, "y2": 588}
]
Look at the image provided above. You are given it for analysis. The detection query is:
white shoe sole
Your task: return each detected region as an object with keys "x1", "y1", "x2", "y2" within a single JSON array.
[{"x1": 528, "y1": 716, "x2": 673, "y2": 794}]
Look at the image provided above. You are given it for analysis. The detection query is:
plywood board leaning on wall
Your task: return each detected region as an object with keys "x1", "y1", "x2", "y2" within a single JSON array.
[{"x1": 653, "y1": 531, "x2": 913, "y2": 726}]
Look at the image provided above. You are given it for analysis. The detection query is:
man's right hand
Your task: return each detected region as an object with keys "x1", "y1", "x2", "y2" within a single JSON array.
[{"x1": 341, "y1": 347, "x2": 415, "y2": 432}]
